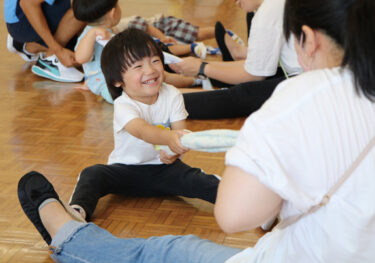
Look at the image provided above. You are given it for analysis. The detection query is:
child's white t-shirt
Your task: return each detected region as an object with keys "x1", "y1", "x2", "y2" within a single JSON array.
[
  {"x1": 108, "y1": 83, "x2": 188, "y2": 165},
  {"x1": 244, "y1": 0, "x2": 302, "y2": 77},
  {"x1": 225, "y1": 67, "x2": 375, "y2": 262}
]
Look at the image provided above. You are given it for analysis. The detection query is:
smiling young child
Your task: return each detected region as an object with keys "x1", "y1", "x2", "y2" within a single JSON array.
[
  {"x1": 72, "y1": 0, "x2": 213, "y2": 104},
  {"x1": 69, "y1": 28, "x2": 220, "y2": 221}
]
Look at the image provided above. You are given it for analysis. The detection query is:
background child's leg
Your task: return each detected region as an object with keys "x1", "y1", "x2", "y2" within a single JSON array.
[
  {"x1": 52, "y1": 8, "x2": 86, "y2": 54},
  {"x1": 167, "y1": 43, "x2": 207, "y2": 59},
  {"x1": 196, "y1": 26, "x2": 215, "y2": 41},
  {"x1": 153, "y1": 16, "x2": 199, "y2": 43},
  {"x1": 167, "y1": 44, "x2": 191, "y2": 56}
]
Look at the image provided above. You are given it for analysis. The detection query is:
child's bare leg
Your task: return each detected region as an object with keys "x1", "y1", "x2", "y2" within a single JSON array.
[
  {"x1": 46, "y1": 8, "x2": 86, "y2": 56},
  {"x1": 168, "y1": 43, "x2": 207, "y2": 59},
  {"x1": 168, "y1": 44, "x2": 192, "y2": 56},
  {"x1": 196, "y1": 26, "x2": 215, "y2": 41},
  {"x1": 40, "y1": 201, "x2": 73, "y2": 238},
  {"x1": 165, "y1": 71, "x2": 194, "y2": 88},
  {"x1": 224, "y1": 34, "x2": 247, "y2": 60}
]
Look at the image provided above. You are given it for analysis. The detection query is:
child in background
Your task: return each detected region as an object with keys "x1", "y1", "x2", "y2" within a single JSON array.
[
  {"x1": 72, "y1": 0, "x2": 212, "y2": 103},
  {"x1": 113, "y1": 14, "x2": 214, "y2": 44},
  {"x1": 113, "y1": 14, "x2": 244, "y2": 58},
  {"x1": 69, "y1": 28, "x2": 220, "y2": 221}
]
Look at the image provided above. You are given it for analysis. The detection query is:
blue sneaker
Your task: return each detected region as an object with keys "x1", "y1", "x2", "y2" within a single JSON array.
[
  {"x1": 32, "y1": 54, "x2": 84, "y2": 83},
  {"x1": 207, "y1": 46, "x2": 222, "y2": 55},
  {"x1": 7, "y1": 34, "x2": 38, "y2": 62}
]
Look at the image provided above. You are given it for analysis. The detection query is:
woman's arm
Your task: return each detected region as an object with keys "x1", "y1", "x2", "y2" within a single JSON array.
[
  {"x1": 146, "y1": 24, "x2": 176, "y2": 44},
  {"x1": 170, "y1": 58, "x2": 265, "y2": 84},
  {"x1": 215, "y1": 165, "x2": 282, "y2": 233}
]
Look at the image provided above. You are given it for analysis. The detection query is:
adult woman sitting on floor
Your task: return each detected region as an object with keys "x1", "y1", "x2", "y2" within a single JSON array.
[
  {"x1": 18, "y1": 0, "x2": 375, "y2": 262},
  {"x1": 171, "y1": 0, "x2": 302, "y2": 119}
]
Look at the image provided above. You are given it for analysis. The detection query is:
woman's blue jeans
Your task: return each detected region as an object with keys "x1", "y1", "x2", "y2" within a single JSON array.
[{"x1": 50, "y1": 221, "x2": 241, "y2": 263}]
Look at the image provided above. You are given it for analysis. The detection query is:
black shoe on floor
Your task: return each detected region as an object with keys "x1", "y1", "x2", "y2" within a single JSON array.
[
  {"x1": 18, "y1": 171, "x2": 60, "y2": 245},
  {"x1": 215, "y1": 22, "x2": 234, "y2": 62}
]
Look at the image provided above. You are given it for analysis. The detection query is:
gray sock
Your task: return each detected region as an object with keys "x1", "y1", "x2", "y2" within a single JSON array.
[{"x1": 38, "y1": 198, "x2": 59, "y2": 212}]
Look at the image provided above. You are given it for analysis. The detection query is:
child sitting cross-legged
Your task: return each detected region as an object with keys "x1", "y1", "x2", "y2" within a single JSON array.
[
  {"x1": 72, "y1": 0, "x2": 208, "y2": 104},
  {"x1": 69, "y1": 28, "x2": 220, "y2": 221}
]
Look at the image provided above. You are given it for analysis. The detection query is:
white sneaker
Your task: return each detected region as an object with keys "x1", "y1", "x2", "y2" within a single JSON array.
[
  {"x1": 192, "y1": 42, "x2": 207, "y2": 59},
  {"x1": 7, "y1": 34, "x2": 38, "y2": 62},
  {"x1": 32, "y1": 54, "x2": 84, "y2": 83}
]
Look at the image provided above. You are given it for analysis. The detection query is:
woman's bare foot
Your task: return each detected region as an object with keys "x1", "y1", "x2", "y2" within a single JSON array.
[
  {"x1": 40, "y1": 201, "x2": 73, "y2": 238},
  {"x1": 224, "y1": 34, "x2": 247, "y2": 60}
]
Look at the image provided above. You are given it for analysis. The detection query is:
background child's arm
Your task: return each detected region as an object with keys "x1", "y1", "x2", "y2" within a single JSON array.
[
  {"x1": 75, "y1": 27, "x2": 112, "y2": 64},
  {"x1": 146, "y1": 24, "x2": 177, "y2": 44},
  {"x1": 125, "y1": 118, "x2": 189, "y2": 155}
]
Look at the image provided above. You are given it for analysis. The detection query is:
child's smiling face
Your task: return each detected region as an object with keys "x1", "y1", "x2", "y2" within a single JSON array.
[{"x1": 121, "y1": 55, "x2": 164, "y2": 105}]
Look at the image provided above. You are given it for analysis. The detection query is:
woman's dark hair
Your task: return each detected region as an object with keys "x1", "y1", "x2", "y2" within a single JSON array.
[
  {"x1": 101, "y1": 28, "x2": 164, "y2": 100},
  {"x1": 72, "y1": 0, "x2": 118, "y2": 23},
  {"x1": 284, "y1": 0, "x2": 375, "y2": 101}
]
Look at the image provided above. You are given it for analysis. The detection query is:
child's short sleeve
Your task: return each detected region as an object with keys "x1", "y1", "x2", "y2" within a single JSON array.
[
  {"x1": 168, "y1": 87, "x2": 188, "y2": 123},
  {"x1": 113, "y1": 99, "x2": 141, "y2": 133}
]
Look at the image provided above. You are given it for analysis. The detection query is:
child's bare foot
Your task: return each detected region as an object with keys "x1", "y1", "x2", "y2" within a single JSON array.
[
  {"x1": 223, "y1": 34, "x2": 247, "y2": 60},
  {"x1": 74, "y1": 82, "x2": 90, "y2": 91}
]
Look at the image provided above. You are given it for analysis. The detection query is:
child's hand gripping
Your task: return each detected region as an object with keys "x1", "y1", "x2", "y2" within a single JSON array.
[
  {"x1": 159, "y1": 130, "x2": 190, "y2": 164},
  {"x1": 167, "y1": 129, "x2": 190, "y2": 155}
]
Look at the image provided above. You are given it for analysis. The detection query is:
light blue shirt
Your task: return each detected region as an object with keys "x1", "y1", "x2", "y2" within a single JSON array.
[
  {"x1": 75, "y1": 25, "x2": 114, "y2": 104},
  {"x1": 4, "y1": 0, "x2": 55, "y2": 23}
]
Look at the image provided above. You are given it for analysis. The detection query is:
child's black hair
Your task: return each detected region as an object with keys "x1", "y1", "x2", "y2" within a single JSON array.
[
  {"x1": 101, "y1": 28, "x2": 165, "y2": 101},
  {"x1": 284, "y1": 0, "x2": 375, "y2": 101},
  {"x1": 72, "y1": 0, "x2": 118, "y2": 23}
]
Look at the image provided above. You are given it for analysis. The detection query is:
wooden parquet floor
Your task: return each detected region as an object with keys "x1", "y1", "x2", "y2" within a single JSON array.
[{"x1": 0, "y1": 0, "x2": 266, "y2": 262}]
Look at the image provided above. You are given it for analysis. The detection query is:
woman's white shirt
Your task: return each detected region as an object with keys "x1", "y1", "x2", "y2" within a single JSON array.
[
  {"x1": 226, "y1": 67, "x2": 375, "y2": 262},
  {"x1": 245, "y1": 0, "x2": 302, "y2": 77}
]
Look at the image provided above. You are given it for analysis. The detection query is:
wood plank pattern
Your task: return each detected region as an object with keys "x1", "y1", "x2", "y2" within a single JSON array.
[{"x1": 0, "y1": 0, "x2": 265, "y2": 262}]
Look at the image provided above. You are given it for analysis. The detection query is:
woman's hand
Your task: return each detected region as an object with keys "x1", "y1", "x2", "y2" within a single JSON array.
[{"x1": 169, "y1": 57, "x2": 202, "y2": 77}]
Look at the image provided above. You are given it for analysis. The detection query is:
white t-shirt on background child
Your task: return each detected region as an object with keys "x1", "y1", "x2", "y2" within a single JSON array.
[
  {"x1": 108, "y1": 83, "x2": 188, "y2": 165},
  {"x1": 226, "y1": 67, "x2": 375, "y2": 262},
  {"x1": 244, "y1": 0, "x2": 302, "y2": 77}
]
